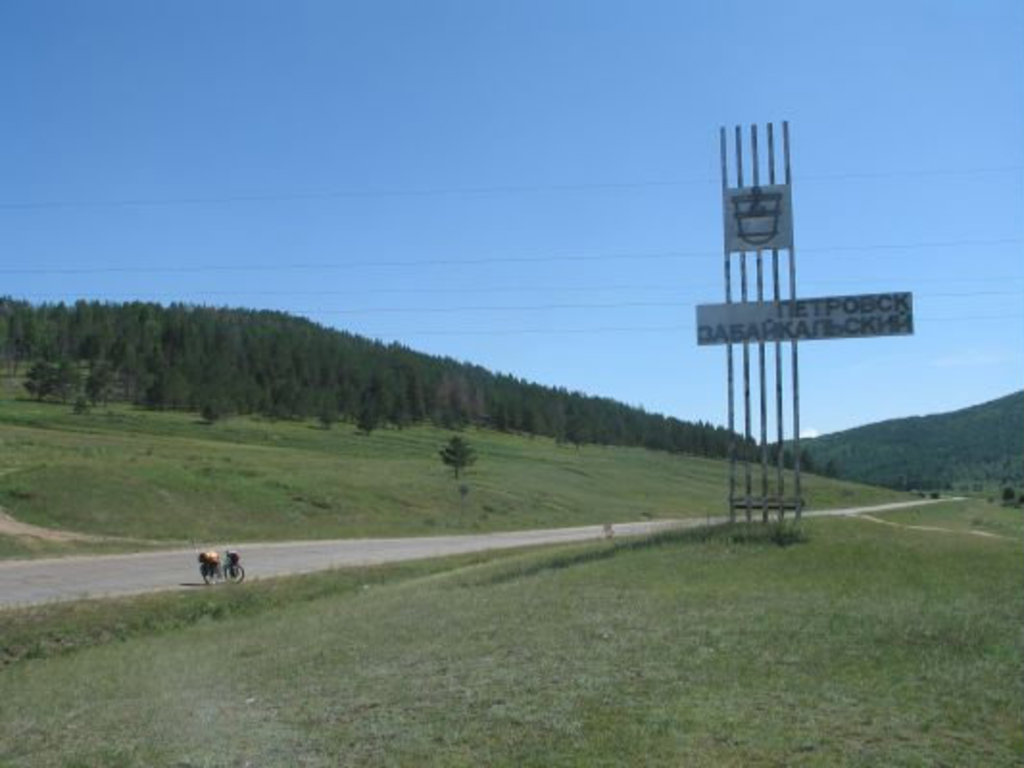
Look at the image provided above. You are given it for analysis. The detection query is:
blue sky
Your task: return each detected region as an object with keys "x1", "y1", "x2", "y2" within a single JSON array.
[{"x1": 2, "y1": 0, "x2": 1021, "y2": 435}]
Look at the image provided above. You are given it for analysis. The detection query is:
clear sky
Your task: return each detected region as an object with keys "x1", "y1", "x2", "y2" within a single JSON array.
[{"x1": 2, "y1": 0, "x2": 1021, "y2": 435}]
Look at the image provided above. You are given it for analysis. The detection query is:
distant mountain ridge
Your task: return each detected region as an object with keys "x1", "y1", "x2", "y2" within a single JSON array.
[{"x1": 804, "y1": 391, "x2": 1024, "y2": 491}]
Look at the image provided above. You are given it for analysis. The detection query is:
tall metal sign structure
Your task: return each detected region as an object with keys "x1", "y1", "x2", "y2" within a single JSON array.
[{"x1": 697, "y1": 122, "x2": 914, "y2": 522}]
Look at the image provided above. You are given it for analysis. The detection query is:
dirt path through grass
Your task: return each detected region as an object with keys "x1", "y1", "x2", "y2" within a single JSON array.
[
  {"x1": 0, "y1": 503, "x2": 161, "y2": 547},
  {"x1": 853, "y1": 511, "x2": 1013, "y2": 539},
  {"x1": 0, "y1": 508, "x2": 113, "y2": 543},
  {"x1": 0, "y1": 498, "x2": 961, "y2": 609}
]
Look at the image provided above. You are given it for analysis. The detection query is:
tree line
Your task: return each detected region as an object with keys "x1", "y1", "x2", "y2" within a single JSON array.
[
  {"x1": 801, "y1": 390, "x2": 1024, "y2": 491},
  {"x1": 0, "y1": 298, "x2": 750, "y2": 459}
]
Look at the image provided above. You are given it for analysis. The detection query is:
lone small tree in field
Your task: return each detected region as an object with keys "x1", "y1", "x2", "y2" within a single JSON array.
[
  {"x1": 318, "y1": 402, "x2": 338, "y2": 430},
  {"x1": 439, "y1": 436, "x2": 476, "y2": 479}
]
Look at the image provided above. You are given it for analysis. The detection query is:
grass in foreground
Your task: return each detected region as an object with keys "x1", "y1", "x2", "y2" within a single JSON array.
[
  {"x1": 0, "y1": 549, "x2": 526, "y2": 668},
  {"x1": 0, "y1": 399, "x2": 906, "y2": 552},
  {"x1": 0, "y1": 501, "x2": 1019, "y2": 766}
]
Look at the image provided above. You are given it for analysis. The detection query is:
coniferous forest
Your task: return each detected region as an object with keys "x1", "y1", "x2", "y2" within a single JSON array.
[
  {"x1": 803, "y1": 390, "x2": 1024, "y2": 491},
  {"x1": 0, "y1": 298, "x2": 743, "y2": 459}
]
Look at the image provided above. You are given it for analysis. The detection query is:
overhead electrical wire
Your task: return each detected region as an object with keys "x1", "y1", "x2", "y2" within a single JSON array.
[
  {"x1": 344, "y1": 312, "x2": 1024, "y2": 338},
  {"x1": 2, "y1": 237, "x2": 1021, "y2": 276},
  {"x1": 0, "y1": 165, "x2": 1020, "y2": 212},
  {"x1": 270, "y1": 291, "x2": 1024, "y2": 316},
  {"x1": 8, "y1": 287, "x2": 1022, "y2": 312},
  {"x1": 13, "y1": 274, "x2": 1024, "y2": 303}
]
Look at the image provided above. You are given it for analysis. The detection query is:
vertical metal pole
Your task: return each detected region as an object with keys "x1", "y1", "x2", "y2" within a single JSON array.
[
  {"x1": 741, "y1": 249, "x2": 752, "y2": 523},
  {"x1": 720, "y1": 127, "x2": 736, "y2": 523},
  {"x1": 752, "y1": 124, "x2": 769, "y2": 523},
  {"x1": 736, "y1": 126, "x2": 752, "y2": 523},
  {"x1": 768, "y1": 123, "x2": 785, "y2": 520},
  {"x1": 784, "y1": 121, "x2": 802, "y2": 520}
]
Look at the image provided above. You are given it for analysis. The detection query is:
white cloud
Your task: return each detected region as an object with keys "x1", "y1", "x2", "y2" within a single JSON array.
[{"x1": 800, "y1": 428, "x2": 820, "y2": 439}]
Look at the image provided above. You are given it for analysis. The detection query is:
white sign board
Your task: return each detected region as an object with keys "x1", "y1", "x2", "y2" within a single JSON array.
[
  {"x1": 696, "y1": 292, "x2": 913, "y2": 345},
  {"x1": 724, "y1": 183, "x2": 793, "y2": 252}
]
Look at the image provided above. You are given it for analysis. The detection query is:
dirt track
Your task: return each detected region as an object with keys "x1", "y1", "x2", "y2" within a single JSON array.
[
  {"x1": 0, "y1": 499, "x2": 962, "y2": 609},
  {"x1": 0, "y1": 509, "x2": 133, "y2": 543}
]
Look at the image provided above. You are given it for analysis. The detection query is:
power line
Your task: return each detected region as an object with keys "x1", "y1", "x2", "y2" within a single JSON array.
[
  {"x1": 12, "y1": 274, "x2": 1024, "y2": 303},
  {"x1": 0, "y1": 165, "x2": 1019, "y2": 212},
  {"x1": 2, "y1": 237, "x2": 1021, "y2": 276},
  {"x1": 0, "y1": 180, "x2": 692, "y2": 211},
  {"x1": 8, "y1": 288, "x2": 1022, "y2": 316},
  {"x1": 0, "y1": 249, "x2": 695, "y2": 274},
  {"x1": 291, "y1": 291, "x2": 1024, "y2": 316},
  {"x1": 924, "y1": 290, "x2": 1024, "y2": 298},
  {"x1": 301, "y1": 301, "x2": 684, "y2": 315},
  {"x1": 348, "y1": 312, "x2": 1024, "y2": 338},
  {"x1": 4, "y1": 287, "x2": 1017, "y2": 332},
  {"x1": 807, "y1": 238, "x2": 1024, "y2": 254}
]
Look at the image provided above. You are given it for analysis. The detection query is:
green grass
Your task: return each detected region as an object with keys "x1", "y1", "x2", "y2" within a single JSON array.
[
  {"x1": 0, "y1": 399, "x2": 906, "y2": 552},
  {"x1": 878, "y1": 499, "x2": 1024, "y2": 539},
  {"x1": 1, "y1": 500, "x2": 1019, "y2": 766},
  {"x1": 0, "y1": 533, "x2": 167, "y2": 560},
  {"x1": 0, "y1": 548, "x2": 527, "y2": 668}
]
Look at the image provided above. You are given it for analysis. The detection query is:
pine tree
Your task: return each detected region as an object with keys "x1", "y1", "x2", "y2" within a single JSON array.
[
  {"x1": 85, "y1": 361, "x2": 115, "y2": 405},
  {"x1": 24, "y1": 361, "x2": 57, "y2": 400},
  {"x1": 439, "y1": 436, "x2": 476, "y2": 479}
]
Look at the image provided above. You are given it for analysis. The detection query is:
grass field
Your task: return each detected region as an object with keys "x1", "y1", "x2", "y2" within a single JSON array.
[
  {"x1": 879, "y1": 499, "x2": 1022, "y2": 539},
  {"x1": 0, "y1": 534, "x2": 169, "y2": 561},
  {"x1": 1, "y1": 499, "x2": 1020, "y2": 766},
  {"x1": 0, "y1": 399, "x2": 906, "y2": 552}
]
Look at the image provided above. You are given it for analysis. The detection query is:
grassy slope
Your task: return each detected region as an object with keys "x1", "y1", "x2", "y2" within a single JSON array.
[
  {"x1": 0, "y1": 399, "x2": 905, "y2": 550},
  {"x1": 0, "y1": 500, "x2": 1020, "y2": 766}
]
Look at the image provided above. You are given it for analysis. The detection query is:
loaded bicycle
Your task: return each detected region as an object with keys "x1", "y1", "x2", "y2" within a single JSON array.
[{"x1": 198, "y1": 549, "x2": 245, "y2": 585}]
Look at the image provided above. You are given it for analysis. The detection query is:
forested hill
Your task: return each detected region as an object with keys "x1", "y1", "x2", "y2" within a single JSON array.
[
  {"x1": 803, "y1": 391, "x2": 1024, "y2": 491},
  {"x1": 0, "y1": 298, "x2": 738, "y2": 458}
]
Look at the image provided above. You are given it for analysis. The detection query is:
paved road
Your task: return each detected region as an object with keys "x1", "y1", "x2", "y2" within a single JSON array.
[{"x1": 0, "y1": 499, "x2": 959, "y2": 609}]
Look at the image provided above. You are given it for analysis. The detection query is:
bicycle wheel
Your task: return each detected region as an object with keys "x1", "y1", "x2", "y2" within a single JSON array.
[
  {"x1": 201, "y1": 564, "x2": 215, "y2": 585},
  {"x1": 226, "y1": 564, "x2": 245, "y2": 584}
]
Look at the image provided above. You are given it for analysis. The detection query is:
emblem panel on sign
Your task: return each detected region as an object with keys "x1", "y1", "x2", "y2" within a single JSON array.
[{"x1": 723, "y1": 183, "x2": 793, "y2": 252}]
